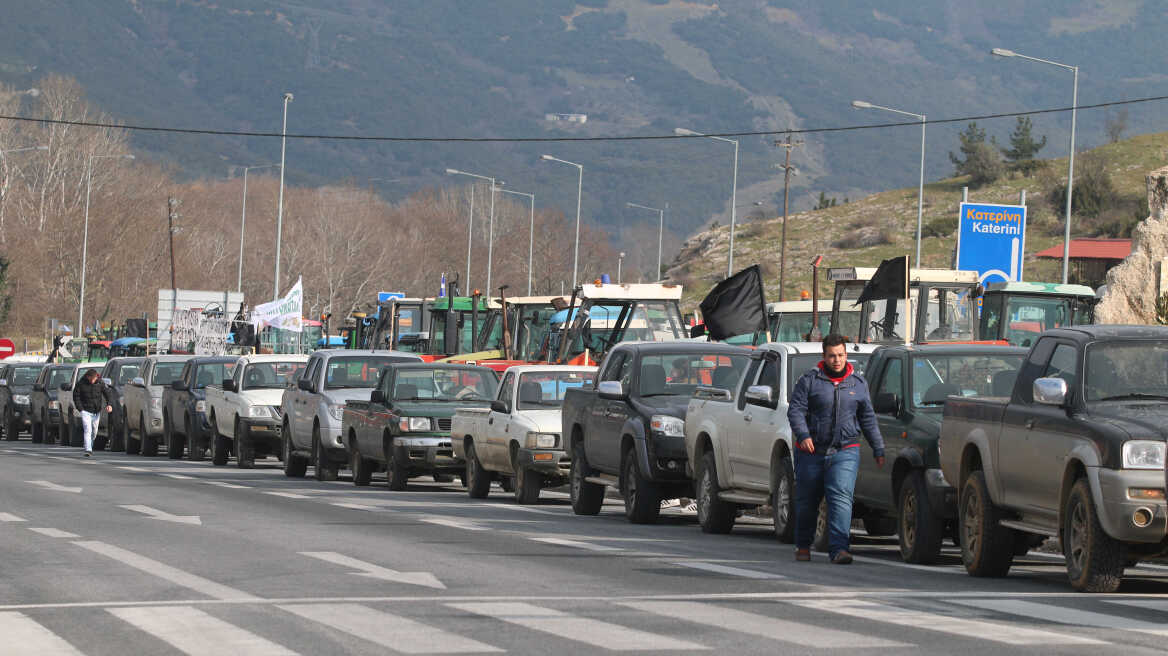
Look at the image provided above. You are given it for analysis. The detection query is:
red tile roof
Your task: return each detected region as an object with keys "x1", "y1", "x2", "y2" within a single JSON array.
[{"x1": 1034, "y1": 238, "x2": 1132, "y2": 260}]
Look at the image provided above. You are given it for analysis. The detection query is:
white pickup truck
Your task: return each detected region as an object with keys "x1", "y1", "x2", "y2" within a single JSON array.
[
  {"x1": 452, "y1": 365, "x2": 596, "y2": 503},
  {"x1": 205, "y1": 354, "x2": 308, "y2": 468}
]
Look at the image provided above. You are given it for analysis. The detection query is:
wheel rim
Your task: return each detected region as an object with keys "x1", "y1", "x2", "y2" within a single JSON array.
[
  {"x1": 775, "y1": 476, "x2": 791, "y2": 529},
  {"x1": 1069, "y1": 498, "x2": 1088, "y2": 574},
  {"x1": 962, "y1": 489, "x2": 980, "y2": 557},
  {"x1": 902, "y1": 486, "x2": 918, "y2": 548}
]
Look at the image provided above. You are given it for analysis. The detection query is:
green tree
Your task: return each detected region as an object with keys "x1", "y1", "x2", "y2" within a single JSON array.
[
  {"x1": 1001, "y1": 117, "x2": 1046, "y2": 177},
  {"x1": 949, "y1": 122, "x2": 1003, "y2": 187},
  {"x1": 814, "y1": 191, "x2": 837, "y2": 210}
]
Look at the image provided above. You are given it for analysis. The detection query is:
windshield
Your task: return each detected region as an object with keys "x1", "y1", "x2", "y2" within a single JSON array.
[
  {"x1": 242, "y1": 361, "x2": 307, "y2": 390},
  {"x1": 1085, "y1": 341, "x2": 1168, "y2": 402},
  {"x1": 517, "y1": 371, "x2": 594, "y2": 409},
  {"x1": 429, "y1": 310, "x2": 489, "y2": 355},
  {"x1": 151, "y1": 362, "x2": 186, "y2": 386},
  {"x1": 786, "y1": 353, "x2": 872, "y2": 401},
  {"x1": 391, "y1": 368, "x2": 498, "y2": 401},
  {"x1": 770, "y1": 311, "x2": 841, "y2": 343},
  {"x1": 639, "y1": 352, "x2": 750, "y2": 397},
  {"x1": 921, "y1": 286, "x2": 977, "y2": 342},
  {"x1": 911, "y1": 353, "x2": 1024, "y2": 407},
  {"x1": 116, "y1": 365, "x2": 142, "y2": 385},
  {"x1": 8, "y1": 367, "x2": 41, "y2": 386},
  {"x1": 192, "y1": 362, "x2": 237, "y2": 389},
  {"x1": 47, "y1": 368, "x2": 75, "y2": 388},
  {"x1": 985, "y1": 295, "x2": 1091, "y2": 348},
  {"x1": 515, "y1": 305, "x2": 558, "y2": 360},
  {"x1": 394, "y1": 306, "x2": 426, "y2": 351},
  {"x1": 326, "y1": 356, "x2": 417, "y2": 389}
]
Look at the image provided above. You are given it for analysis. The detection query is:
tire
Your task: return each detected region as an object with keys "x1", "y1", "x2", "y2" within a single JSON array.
[
  {"x1": 898, "y1": 470, "x2": 944, "y2": 564},
  {"x1": 385, "y1": 440, "x2": 409, "y2": 491},
  {"x1": 622, "y1": 448, "x2": 661, "y2": 524},
  {"x1": 69, "y1": 415, "x2": 83, "y2": 447},
  {"x1": 1064, "y1": 478, "x2": 1126, "y2": 593},
  {"x1": 211, "y1": 428, "x2": 229, "y2": 466},
  {"x1": 813, "y1": 498, "x2": 830, "y2": 553},
  {"x1": 112, "y1": 411, "x2": 127, "y2": 452},
  {"x1": 312, "y1": 426, "x2": 337, "y2": 481},
  {"x1": 282, "y1": 423, "x2": 307, "y2": 477},
  {"x1": 465, "y1": 442, "x2": 491, "y2": 499},
  {"x1": 139, "y1": 414, "x2": 155, "y2": 457},
  {"x1": 696, "y1": 451, "x2": 735, "y2": 534},
  {"x1": 772, "y1": 455, "x2": 796, "y2": 543},
  {"x1": 350, "y1": 444, "x2": 373, "y2": 486},
  {"x1": 959, "y1": 470, "x2": 1015, "y2": 577},
  {"x1": 863, "y1": 516, "x2": 898, "y2": 537},
  {"x1": 569, "y1": 441, "x2": 604, "y2": 515},
  {"x1": 235, "y1": 418, "x2": 255, "y2": 469},
  {"x1": 514, "y1": 462, "x2": 542, "y2": 505},
  {"x1": 186, "y1": 416, "x2": 205, "y2": 461},
  {"x1": 31, "y1": 417, "x2": 43, "y2": 444},
  {"x1": 6, "y1": 410, "x2": 18, "y2": 441},
  {"x1": 164, "y1": 413, "x2": 182, "y2": 459}
]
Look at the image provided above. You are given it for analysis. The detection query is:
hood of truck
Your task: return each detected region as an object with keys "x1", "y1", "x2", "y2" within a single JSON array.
[
  {"x1": 1089, "y1": 403, "x2": 1168, "y2": 440},
  {"x1": 236, "y1": 388, "x2": 287, "y2": 407},
  {"x1": 635, "y1": 395, "x2": 690, "y2": 419},
  {"x1": 511, "y1": 408, "x2": 564, "y2": 433}
]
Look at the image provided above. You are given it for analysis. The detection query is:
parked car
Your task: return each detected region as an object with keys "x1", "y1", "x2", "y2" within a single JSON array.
[
  {"x1": 160, "y1": 356, "x2": 239, "y2": 460},
  {"x1": 452, "y1": 365, "x2": 596, "y2": 503},
  {"x1": 205, "y1": 354, "x2": 308, "y2": 467},
  {"x1": 561, "y1": 341, "x2": 751, "y2": 524},
  {"x1": 939, "y1": 325, "x2": 1168, "y2": 592},
  {"x1": 344, "y1": 363, "x2": 499, "y2": 490},
  {"x1": 29, "y1": 363, "x2": 78, "y2": 444},
  {"x1": 123, "y1": 355, "x2": 193, "y2": 456},
  {"x1": 97, "y1": 357, "x2": 146, "y2": 451},
  {"x1": 0, "y1": 362, "x2": 48, "y2": 440},
  {"x1": 281, "y1": 349, "x2": 422, "y2": 481}
]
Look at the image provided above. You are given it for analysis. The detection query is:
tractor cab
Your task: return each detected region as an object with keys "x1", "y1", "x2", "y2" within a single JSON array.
[
  {"x1": 549, "y1": 282, "x2": 686, "y2": 365},
  {"x1": 978, "y1": 281, "x2": 1098, "y2": 347},
  {"x1": 766, "y1": 299, "x2": 844, "y2": 343},
  {"x1": 828, "y1": 267, "x2": 981, "y2": 345}
]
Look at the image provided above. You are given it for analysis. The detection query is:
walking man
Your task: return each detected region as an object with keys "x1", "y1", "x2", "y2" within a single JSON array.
[
  {"x1": 787, "y1": 334, "x2": 884, "y2": 564},
  {"x1": 72, "y1": 369, "x2": 112, "y2": 457}
]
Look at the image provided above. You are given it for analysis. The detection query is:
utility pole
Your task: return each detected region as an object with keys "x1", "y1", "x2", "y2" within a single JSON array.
[
  {"x1": 167, "y1": 196, "x2": 180, "y2": 292},
  {"x1": 774, "y1": 132, "x2": 802, "y2": 302}
]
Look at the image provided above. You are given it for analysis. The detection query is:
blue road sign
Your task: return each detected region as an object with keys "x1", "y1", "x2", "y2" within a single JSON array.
[
  {"x1": 955, "y1": 202, "x2": 1026, "y2": 284},
  {"x1": 377, "y1": 291, "x2": 406, "y2": 303}
]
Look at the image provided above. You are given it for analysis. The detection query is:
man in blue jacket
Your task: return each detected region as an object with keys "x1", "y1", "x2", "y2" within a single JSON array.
[{"x1": 787, "y1": 334, "x2": 884, "y2": 564}]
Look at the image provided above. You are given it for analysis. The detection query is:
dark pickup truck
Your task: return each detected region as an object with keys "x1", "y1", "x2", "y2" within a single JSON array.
[
  {"x1": 561, "y1": 341, "x2": 751, "y2": 524},
  {"x1": 160, "y1": 356, "x2": 238, "y2": 460},
  {"x1": 939, "y1": 325, "x2": 1168, "y2": 592},
  {"x1": 29, "y1": 364, "x2": 78, "y2": 444},
  {"x1": 1, "y1": 362, "x2": 47, "y2": 440}
]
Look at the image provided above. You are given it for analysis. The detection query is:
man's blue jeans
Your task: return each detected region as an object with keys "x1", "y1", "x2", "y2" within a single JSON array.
[{"x1": 794, "y1": 446, "x2": 861, "y2": 558}]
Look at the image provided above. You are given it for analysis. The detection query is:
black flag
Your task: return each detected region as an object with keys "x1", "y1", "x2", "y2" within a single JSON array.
[
  {"x1": 125, "y1": 318, "x2": 148, "y2": 338},
  {"x1": 856, "y1": 256, "x2": 909, "y2": 305},
  {"x1": 698, "y1": 264, "x2": 767, "y2": 341}
]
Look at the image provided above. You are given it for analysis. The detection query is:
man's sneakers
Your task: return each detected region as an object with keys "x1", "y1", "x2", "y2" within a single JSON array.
[
  {"x1": 795, "y1": 548, "x2": 811, "y2": 562},
  {"x1": 84, "y1": 451, "x2": 92, "y2": 457},
  {"x1": 831, "y1": 550, "x2": 853, "y2": 565}
]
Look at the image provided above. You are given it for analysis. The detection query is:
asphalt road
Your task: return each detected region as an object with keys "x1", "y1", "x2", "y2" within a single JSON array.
[{"x1": 3, "y1": 440, "x2": 1168, "y2": 655}]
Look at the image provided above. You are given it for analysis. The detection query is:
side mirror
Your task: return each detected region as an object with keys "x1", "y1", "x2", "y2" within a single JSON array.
[
  {"x1": 222, "y1": 379, "x2": 237, "y2": 393},
  {"x1": 744, "y1": 385, "x2": 775, "y2": 406},
  {"x1": 131, "y1": 377, "x2": 145, "y2": 387},
  {"x1": 59, "y1": 383, "x2": 71, "y2": 391},
  {"x1": 490, "y1": 399, "x2": 510, "y2": 414},
  {"x1": 297, "y1": 378, "x2": 314, "y2": 392},
  {"x1": 370, "y1": 389, "x2": 386, "y2": 405},
  {"x1": 102, "y1": 377, "x2": 113, "y2": 386},
  {"x1": 873, "y1": 392, "x2": 901, "y2": 415},
  {"x1": 597, "y1": 380, "x2": 626, "y2": 400},
  {"x1": 1033, "y1": 377, "x2": 1068, "y2": 406},
  {"x1": 171, "y1": 380, "x2": 188, "y2": 391}
]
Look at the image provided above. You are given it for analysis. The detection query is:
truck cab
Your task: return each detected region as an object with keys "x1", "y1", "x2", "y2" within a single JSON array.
[
  {"x1": 549, "y1": 282, "x2": 687, "y2": 365},
  {"x1": 767, "y1": 299, "x2": 851, "y2": 343},
  {"x1": 828, "y1": 267, "x2": 981, "y2": 345},
  {"x1": 978, "y1": 281, "x2": 1098, "y2": 348}
]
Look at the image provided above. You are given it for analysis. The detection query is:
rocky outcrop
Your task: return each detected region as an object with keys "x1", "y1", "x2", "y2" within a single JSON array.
[{"x1": 1096, "y1": 165, "x2": 1168, "y2": 324}]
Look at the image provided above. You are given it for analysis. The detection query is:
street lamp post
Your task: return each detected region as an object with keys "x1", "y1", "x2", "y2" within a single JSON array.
[
  {"x1": 238, "y1": 164, "x2": 280, "y2": 293},
  {"x1": 446, "y1": 168, "x2": 499, "y2": 293},
  {"x1": 540, "y1": 155, "x2": 584, "y2": 287},
  {"x1": 79, "y1": 153, "x2": 134, "y2": 336},
  {"x1": 992, "y1": 47, "x2": 1078, "y2": 284},
  {"x1": 498, "y1": 188, "x2": 536, "y2": 295},
  {"x1": 273, "y1": 92, "x2": 293, "y2": 300},
  {"x1": 627, "y1": 202, "x2": 664, "y2": 281},
  {"x1": 676, "y1": 128, "x2": 738, "y2": 277},
  {"x1": 852, "y1": 100, "x2": 926, "y2": 266}
]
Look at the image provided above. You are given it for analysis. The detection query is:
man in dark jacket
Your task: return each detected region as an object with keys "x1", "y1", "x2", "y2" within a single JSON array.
[
  {"x1": 787, "y1": 334, "x2": 884, "y2": 564},
  {"x1": 73, "y1": 369, "x2": 112, "y2": 456}
]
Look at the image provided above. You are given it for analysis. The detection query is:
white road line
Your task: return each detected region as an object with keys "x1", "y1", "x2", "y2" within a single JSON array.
[
  {"x1": 28, "y1": 528, "x2": 79, "y2": 539},
  {"x1": 119, "y1": 504, "x2": 202, "y2": 526},
  {"x1": 109, "y1": 605, "x2": 296, "y2": 656},
  {"x1": 73, "y1": 541, "x2": 259, "y2": 601},
  {"x1": 262, "y1": 491, "x2": 310, "y2": 499},
  {"x1": 279, "y1": 603, "x2": 501, "y2": 654},
  {"x1": 788, "y1": 599, "x2": 1103, "y2": 645},
  {"x1": 670, "y1": 561, "x2": 785, "y2": 580},
  {"x1": 1105, "y1": 598, "x2": 1168, "y2": 613},
  {"x1": 0, "y1": 611, "x2": 84, "y2": 655},
  {"x1": 422, "y1": 517, "x2": 487, "y2": 531},
  {"x1": 952, "y1": 598, "x2": 1168, "y2": 636},
  {"x1": 117, "y1": 466, "x2": 151, "y2": 472},
  {"x1": 619, "y1": 600, "x2": 907, "y2": 649},
  {"x1": 0, "y1": 512, "x2": 26, "y2": 522},
  {"x1": 25, "y1": 480, "x2": 81, "y2": 493},
  {"x1": 849, "y1": 553, "x2": 965, "y2": 574},
  {"x1": 330, "y1": 502, "x2": 377, "y2": 511},
  {"x1": 448, "y1": 602, "x2": 708, "y2": 651},
  {"x1": 529, "y1": 536, "x2": 623, "y2": 552},
  {"x1": 204, "y1": 481, "x2": 251, "y2": 489},
  {"x1": 161, "y1": 473, "x2": 195, "y2": 480},
  {"x1": 299, "y1": 552, "x2": 445, "y2": 590},
  {"x1": 489, "y1": 503, "x2": 560, "y2": 515}
]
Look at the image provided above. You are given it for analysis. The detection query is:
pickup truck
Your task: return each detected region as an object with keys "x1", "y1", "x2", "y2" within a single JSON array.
[
  {"x1": 939, "y1": 325, "x2": 1168, "y2": 592},
  {"x1": 344, "y1": 363, "x2": 498, "y2": 490},
  {"x1": 29, "y1": 364, "x2": 78, "y2": 444},
  {"x1": 0, "y1": 362, "x2": 47, "y2": 440},
  {"x1": 856, "y1": 344, "x2": 1025, "y2": 563},
  {"x1": 562, "y1": 341, "x2": 751, "y2": 524},
  {"x1": 452, "y1": 365, "x2": 596, "y2": 503},
  {"x1": 97, "y1": 357, "x2": 146, "y2": 451},
  {"x1": 160, "y1": 356, "x2": 239, "y2": 460},
  {"x1": 281, "y1": 349, "x2": 423, "y2": 481},
  {"x1": 205, "y1": 354, "x2": 308, "y2": 468},
  {"x1": 122, "y1": 355, "x2": 194, "y2": 456},
  {"x1": 684, "y1": 342, "x2": 877, "y2": 540}
]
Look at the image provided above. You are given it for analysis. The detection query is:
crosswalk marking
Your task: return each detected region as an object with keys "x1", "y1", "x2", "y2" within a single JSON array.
[
  {"x1": 0, "y1": 512, "x2": 26, "y2": 522},
  {"x1": 74, "y1": 541, "x2": 260, "y2": 601},
  {"x1": 619, "y1": 600, "x2": 908, "y2": 648},
  {"x1": 669, "y1": 561, "x2": 785, "y2": 580},
  {"x1": 1105, "y1": 598, "x2": 1168, "y2": 613},
  {"x1": 109, "y1": 606, "x2": 296, "y2": 655},
  {"x1": 952, "y1": 598, "x2": 1168, "y2": 636},
  {"x1": 447, "y1": 602, "x2": 708, "y2": 651},
  {"x1": 28, "y1": 528, "x2": 79, "y2": 538},
  {"x1": 0, "y1": 611, "x2": 84, "y2": 655},
  {"x1": 788, "y1": 599, "x2": 1104, "y2": 645},
  {"x1": 279, "y1": 603, "x2": 502, "y2": 654}
]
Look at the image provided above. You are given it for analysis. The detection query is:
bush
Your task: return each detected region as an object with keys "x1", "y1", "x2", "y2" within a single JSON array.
[
  {"x1": 831, "y1": 226, "x2": 892, "y2": 249},
  {"x1": 1047, "y1": 154, "x2": 1115, "y2": 218},
  {"x1": 922, "y1": 215, "x2": 958, "y2": 238}
]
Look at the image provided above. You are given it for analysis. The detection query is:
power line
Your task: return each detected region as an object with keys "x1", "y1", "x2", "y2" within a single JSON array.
[{"x1": 0, "y1": 94, "x2": 1164, "y2": 143}]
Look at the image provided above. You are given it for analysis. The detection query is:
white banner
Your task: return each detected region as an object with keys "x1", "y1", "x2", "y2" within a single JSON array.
[{"x1": 253, "y1": 277, "x2": 304, "y2": 333}]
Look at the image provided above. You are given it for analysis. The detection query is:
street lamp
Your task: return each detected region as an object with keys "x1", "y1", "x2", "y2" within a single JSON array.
[
  {"x1": 992, "y1": 47, "x2": 1078, "y2": 284},
  {"x1": 238, "y1": 164, "x2": 280, "y2": 293},
  {"x1": 498, "y1": 187, "x2": 536, "y2": 295},
  {"x1": 79, "y1": 153, "x2": 134, "y2": 335},
  {"x1": 676, "y1": 127, "x2": 739, "y2": 277},
  {"x1": 852, "y1": 100, "x2": 927, "y2": 265},
  {"x1": 540, "y1": 155, "x2": 584, "y2": 287},
  {"x1": 617, "y1": 252, "x2": 626, "y2": 284},
  {"x1": 446, "y1": 168, "x2": 498, "y2": 293},
  {"x1": 273, "y1": 92, "x2": 293, "y2": 300},
  {"x1": 627, "y1": 202, "x2": 664, "y2": 281}
]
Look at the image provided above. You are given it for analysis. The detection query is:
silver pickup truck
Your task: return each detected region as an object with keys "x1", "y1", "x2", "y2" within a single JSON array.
[{"x1": 123, "y1": 355, "x2": 194, "y2": 456}]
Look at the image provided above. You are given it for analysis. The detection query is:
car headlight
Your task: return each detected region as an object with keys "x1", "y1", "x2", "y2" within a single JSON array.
[
  {"x1": 48, "y1": 400, "x2": 59, "y2": 410},
  {"x1": 194, "y1": 400, "x2": 206, "y2": 413},
  {"x1": 246, "y1": 406, "x2": 273, "y2": 418},
  {"x1": 399, "y1": 416, "x2": 433, "y2": 432},
  {"x1": 526, "y1": 432, "x2": 559, "y2": 449},
  {"x1": 12, "y1": 394, "x2": 29, "y2": 405},
  {"x1": 1123, "y1": 441, "x2": 1166, "y2": 470},
  {"x1": 327, "y1": 404, "x2": 345, "y2": 421},
  {"x1": 650, "y1": 415, "x2": 685, "y2": 437}
]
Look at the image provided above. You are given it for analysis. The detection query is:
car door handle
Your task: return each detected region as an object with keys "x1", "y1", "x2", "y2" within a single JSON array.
[
  {"x1": 488, "y1": 417, "x2": 494, "y2": 425},
  {"x1": 743, "y1": 414, "x2": 752, "y2": 422}
]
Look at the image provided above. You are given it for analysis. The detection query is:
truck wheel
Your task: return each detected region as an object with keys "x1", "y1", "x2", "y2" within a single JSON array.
[
  {"x1": 164, "y1": 414, "x2": 183, "y2": 459},
  {"x1": 312, "y1": 427, "x2": 337, "y2": 481},
  {"x1": 813, "y1": 499, "x2": 830, "y2": 553},
  {"x1": 186, "y1": 416, "x2": 205, "y2": 461},
  {"x1": 514, "y1": 464, "x2": 541, "y2": 505},
  {"x1": 111, "y1": 411, "x2": 127, "y2": 452},
  {"x1": 898, "y1": 470, "x2": 944, "y2": 564},
  {"x1": 282, "y1": 424, "x2": 307, "y2": 477},
  {"x1": 696, "y1": 451, "x2": 735, "y2": 534},
  {"x1": 465, "y1": 443, "x2": 491, "y2": 499},
  {"x1": 960, "y1": 470, "x2": 1015, "y2": 577},
  {"x1": 235, "y1": 419, "x2": 255, "y2": 469},
  {"x1": 69, "y1": 415, "x2": 83, "y2": 447},
  {"x1": 1064, "y1": 478, "x2": 1125, "y2": 592},
  {"x1": 350, "y1": 446, "x2": 373, "y2": 486},
  {"x1": 772, "y1": 455, "x2": 796, "y2": 543},
  {"x1": 6, "y1": 409, "x2": 19, "y2": 440},
  {"x1": 31, "y1": 417, "x2": 43, "y2": 444},
  {"x1": 385, "y1": 441, "x2": 409, "y2": 491},
  {"x1": 570, "y1": 441, "x2": 604, "y2": 515},
  {"x1": 140, "y1": 414, "x2": 156, "y2": 457},
  {"x1": 211, "y1": 429, "x2": 229, "y2": 466},
  {"x1": 622, "y1": 448, "x2": 661, "y2": 525}
]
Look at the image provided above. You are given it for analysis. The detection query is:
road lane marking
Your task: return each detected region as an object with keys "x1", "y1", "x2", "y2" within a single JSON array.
[
  {"x1": 73, "y1": 541, "x2": 259, "y2": 600},
  {"x1": 952, "y1": 598, "x2": 1168, "y2": 636},
  {"x1": 669, "y1": 561, "x2": 785, "y2": 579},
  {"x1": 787, "y1": 599, "x2": 1103, "y2": 645},
  {"x1": 447, "y1": 602, "x2": 708, "y2": 651},
  {"x1": 117, "y1": 466, "x2": 151, "y2": 472},
  {"x1": 422, "y1": 517, "x2": 487, "y2": 531},
  {"x1": 0, "y1": 611, "x2": 84, "y2": 655},
  {"x1": 619, "y1": 600, "x2": 908, "y2": 648},
  {"x1": 529, "y1": 537, "x2": 623, "y2": 552},
  {"x1": 300, "y1": 552, "x2": 445, "y2": 590},
  {"x1": 330, "y1": 502, "x2": 378, "y2": 511},
  {"x1": 25, "y1": 480, "x2": 82, "y2": 493},
  {"x1": 161, "y1": 473, "x2": 195, "y2": 480},
  {"x1": 109, "y1": 606, "x2": 296, "y2": 655},
  {"x1": 263, "y1": 491, "x2": 310, "y2": 499},
  {"x1": 1105, "y1": 598, "x2": 1168, "y2": 612},
  {"x1": 0, "y1": 512, "x2": 26, "y2": 522},
  {"x1": 848, "y1": 553, "x2": 965, "y2": 574},
  {"x1": 28, "y1": 528, "x2": 79, "y2": 538},
  {"x1": 120, "y1": 504, "x2": 202, "y2": 526},
  {"x1": 203, "y1": 481, "x2": 251, "y2": 489},
  {"x1": 489, "y1": 503, "x2": 560, "y2": 515},
  {"x1": 279, "y1": 603, "x2": 501, "y2": 654}
]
